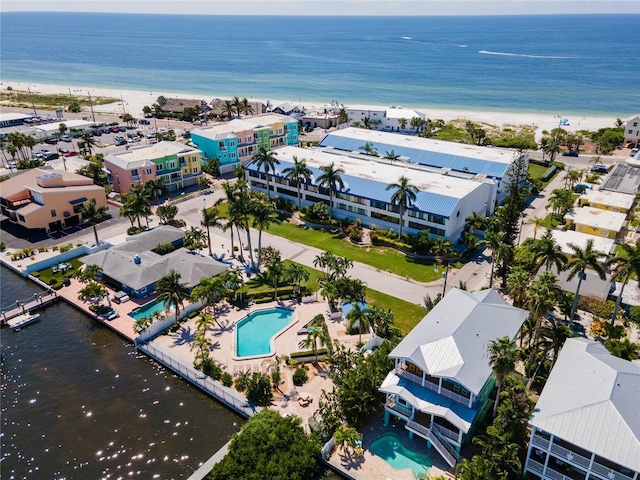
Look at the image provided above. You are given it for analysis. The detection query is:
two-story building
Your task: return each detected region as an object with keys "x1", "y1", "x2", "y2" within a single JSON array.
[
  {"x1": 379, "y1": 288, "x2": 529, "y2": 467},
  {"x1": 346, "y1": 105, "x2": 427, "y2": 133},
  {"x1": 524, "y1": 337, "x2": 639, "y2": 480},
  {"x1": 104, "y1": 141, "x2": 202, "y2": 194},
  {"x1": 623, "y1": 114, "x2": 640, "y2": 147},
  {"x1": 190, "y1": 113, "x2": 299, "y2": 174},
  {"x1": 564, "y1": 207, "x2": 627, "y2": 239},
  {"x1": 247, "y1": 146, "x2": 494, "y2": 241},
  {"x1": 578, "y1": 189, "x2": 636, "y2": 214},
  {"x1": 0, "y1": 168, "x2": 108, "y2": 232}
]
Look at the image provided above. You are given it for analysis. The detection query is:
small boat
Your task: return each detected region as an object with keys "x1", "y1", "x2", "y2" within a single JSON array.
[{"x1": 12, "y1": 313, "x2": 41, "y2": 331}]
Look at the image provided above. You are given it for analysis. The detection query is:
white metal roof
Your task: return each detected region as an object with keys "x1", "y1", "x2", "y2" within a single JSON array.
[
  {"x1": 580, "y1": 189, "x2": 636, "y2": 211},
  {"x1": 110, "y1": 141, "x2": 200, "y2": 164},
  {"x1": 530, "y1": 338, "x2": 640, "y2": 472},
  {"x1": 388, "y1": 289, "x2": 529, "y2": 395},
  {"x1": 551, "y1": 230, "x2": 616, "y2": 256},
  {"x1": 564, "y1": 207, "x2": 627, "y2": 232},
  {"x1": 0, "y1": 112, "x2": 31, "y2": 122},
  {"x1": 34, "y1": 119, "x2": 93, "y2": 134}
]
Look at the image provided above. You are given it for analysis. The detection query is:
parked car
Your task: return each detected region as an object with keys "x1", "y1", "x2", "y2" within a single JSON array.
[
  {"x1": 44, "y1": 137, "x2": 58, "y2": 145},
  {"x1": 58, "y1": 147, "x2": 69, "y2": 154},
  {"x1": 115, "y1": 138, "x2": 128, "y2": 146},
  {"x1": 92, "y1": 130, "x2": 103, "y2": 137},
  {"x1": 8, "y1": 161, "x2": 17, "y2": 169},
  {"x1": 43, "y1": 152, "x2": 60, "y2": 161},
  {"x1": 562, "y1": 150, "x2": 579, "y2": 157},
  {"x1": 100, "y1": 128, "x2": 110, "y2": 135},
  {"x1": 139, "y1": 119, "x2": 150, "y2": 125},
  {"x1": 128, "y1": 137, "x2": 141, "y2": 143},
  {"x1": 63, "y1": 150, "x2": 77, "y2": 157},
  {"x1": 118, "y1": 126, "x2": 127, "y2": 132},
  {"x1": 109, "y1": 126, "x2": 120, "y2": 133},
  {"x1": 60, "y1": 134, "x2": 72, "y2": 142},
  {"x1": 591, "y1": 164, "x2": 609, "y2": 173}
]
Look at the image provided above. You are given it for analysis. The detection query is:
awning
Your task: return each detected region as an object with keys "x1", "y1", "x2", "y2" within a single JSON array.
[{"x1": 69, "y1": 197, "x2": 88, "y2": 206}]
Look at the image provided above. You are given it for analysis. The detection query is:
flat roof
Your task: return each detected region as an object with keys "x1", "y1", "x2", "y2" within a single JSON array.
[
  {"x1": 580, "y1": 189, "x2": 636, "y2": 210},
  {"x1": 551, "y1": 230, "x2": 616, "y2": 256},
  {"x1": 0, "y1": 112, "x2": 31, "y2": 122},
  {"x1": 34, "y1": 119, "x2": 93, "y2": 134},
  {"x1": 241, "y1": 113, "x2": 297, "y2": 126},
  {"x1": 191, "y1": 119, "x2": 258, "y2": 140},
  {"x1": 110, "y1": 141, "x2": 200, "y2": 164},
  {"x1": 564, "y1": 206, "x2": 627, "y2": 232},
  {"x1": 600, "y1": 163, "x2": 640, "y2": 195},
  {"x1": 266, "y1": 146, "x2": 487, "y2": 217},
  {"x1": 530, "y1": 338, "x2": 640, "y2": 472},
  {"x1": 0, "y1": 168, "x2": 99, "y2": 198},
  {"x1": 319, "y1": 127, "x2": 518, "y2": 178}
]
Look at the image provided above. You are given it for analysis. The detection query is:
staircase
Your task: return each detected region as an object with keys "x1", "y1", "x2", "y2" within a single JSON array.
[{"x1": 406, "y1": 420, "x2": 459, "y2": 468}]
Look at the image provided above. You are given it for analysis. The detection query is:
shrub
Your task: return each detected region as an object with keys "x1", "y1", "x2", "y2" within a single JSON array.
[
  {"x1": 221, "y1": 372, "x2": 233, "y2": 387},
  {"x1": 290, "y1": 348, "x2": 328, "y2": 359},
  {"x1": 31, "y1": 271, "x2": 41, "y2": 278},
  {"x1": 245, "y1": 372, "x2": 273, "y2": 405},
  {"x1": 127, "y1": 226, "x2": 145, "y2": 236},
  {"x1": 578, "y1": 296, "x2": 615, "y2": 320},
  {"x1": 234, "y1": 372, "x2": 250, "y2": 392},
  {"x1": 254, "y1": 297, "x2": 273, "y2": 304},
  {"x1": 200, "y1": 358, "x2": 222, "y2": 380},
  {"x1": 629, "y1": 306, "x2": 640, "y2": 324},
  {"x1": 154, "y1": 242, "x2": 176, "y2": 255},
  {"x1": 348, "y1": 228, "x2": 363, "y2": 242},
  {"x1": 292, "y1": 367, "x2": 308, "y2": 386},
  {"x1": 0, "y1": 242, "x2": 5, "y2": 251}
]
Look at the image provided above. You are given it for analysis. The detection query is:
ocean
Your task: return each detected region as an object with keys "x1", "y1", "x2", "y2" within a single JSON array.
[{"x1": 0, "y1": 13, "x2": 638, "y2": 116}]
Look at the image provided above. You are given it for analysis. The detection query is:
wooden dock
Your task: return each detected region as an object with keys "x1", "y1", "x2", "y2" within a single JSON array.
[{"x1": 1, "y1": 291, "x2": 60, "y2": 323}]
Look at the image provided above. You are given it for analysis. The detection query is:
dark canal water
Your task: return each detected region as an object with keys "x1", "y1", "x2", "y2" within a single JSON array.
[{"x1": 1, "y1": 267, "x2": 243, "y2": 479}]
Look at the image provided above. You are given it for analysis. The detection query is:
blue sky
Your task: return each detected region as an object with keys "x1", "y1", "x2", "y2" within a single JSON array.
[{"x1": 3, "y1": 0, "x2": 639, "y2": 15}]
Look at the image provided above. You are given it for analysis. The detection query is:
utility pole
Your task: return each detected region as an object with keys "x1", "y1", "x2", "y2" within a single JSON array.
[
  {"x1": 87, "y1": 92, "x2": 96, "y2": 123},
  {"x1": 121, "y1": 95, "x2": 127, "y2": 116},
  {"x1": 27, "y1": 87, "x2": 37, "y2": 116}
]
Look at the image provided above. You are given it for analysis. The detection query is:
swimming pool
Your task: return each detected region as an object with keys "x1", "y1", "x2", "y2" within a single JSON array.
[
  {"x1": 128, "y1": 298, "x2": 171, "y2": 321},
  {"x1": 370, "y1": 432, "x2": 432, "y2": 477},
  {"x1": 235, "y1": 308, "x2": 293, "y2": 358}
]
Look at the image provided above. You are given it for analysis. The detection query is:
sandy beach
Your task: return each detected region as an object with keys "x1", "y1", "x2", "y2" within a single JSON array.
[{"x1": 2, "y1": 80, "x2": 619, "y2": 141}]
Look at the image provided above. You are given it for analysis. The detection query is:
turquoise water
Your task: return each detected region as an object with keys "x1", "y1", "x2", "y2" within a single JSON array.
[
  {"x1": 235, "y1": 308, "x2": 293, "y2": 357},
  {"x1": 370, "y1": 432, "x2": 433, "y2": 476},
  {"x1": 128, "y1": 298, "x2": 170, "y2": 321}
]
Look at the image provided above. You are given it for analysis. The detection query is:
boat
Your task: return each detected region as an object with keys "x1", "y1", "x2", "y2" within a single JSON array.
[{"x1": 12, "y1": 313, "x2": 41, "y2": 331}]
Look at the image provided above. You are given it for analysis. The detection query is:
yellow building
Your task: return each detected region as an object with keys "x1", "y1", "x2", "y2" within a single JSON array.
[
  {"x1": 0, "y1": 168, "x2": 107, "y2": 232},
  {"x1": 578, "y1": 189, "x2": 635, "y2": 214},
  {"x1": 564, "y1": 206, "x2": 627, "y2": 239}
]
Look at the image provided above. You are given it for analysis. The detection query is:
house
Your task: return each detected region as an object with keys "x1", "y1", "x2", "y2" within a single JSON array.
[
  {"x1": 80, "y1": 225, "x2": 228, "y2": 298},
  {"x1": 271, "y1": 102, "x2": 304, "y2": 117},
  {"x1": 0, "y1": 168, "x2": 107, "y2": 232},
  {"x1": 346, "y1": 105, "x2": 427, "y2": 133},
  {"x1": 319, "y1": 127, "x2": 528, "y2": 205},
  {"x1": 600, "y1": 163, "x2": 640, "y2": 196},
  {"x1": 33, "y1": 119, "x2": 94, "y2": 140},
  {"x1": 578, "y1": 189, "x2": 636, "y2": 214},
  {"x1": 104, "y1": 141, "x2": 202, "y2": 194},
  {"x1": 161, "y1": 98, "x2": 207, "y2": 114},
  {"x1": 190, "y1": 114, "x2": 299, "y2": 174},
  {"x1": 523, "y1": 337, "x2": 640, "y2": 480},
  {"x1": 0, "y1": 112, "x2": 31, "y2": 127},
  {"x1": 379, "y1": 289, "x2": 529, "y2": 467},
  {"x1": 564, "y1": 207, "x2": 627, "y2": 239},
  {"x1": 623, "y1": 114, "x2": 640, "y2": 147},
  {"x1": 246, "y1": 145, "x2": 494, "y2": 241},
  {"x1": 551, "y1": 230, "x2": 616, "y2": 258}
]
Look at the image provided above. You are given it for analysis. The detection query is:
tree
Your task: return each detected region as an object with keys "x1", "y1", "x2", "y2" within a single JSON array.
[
  {"x1": 334, "y1": 425, "x2": 363, "y2": 457},
  {"x1": 144, "y1": 177, "x2": 170, "y2": 205},
  {"x1": 538, "y1": 316, "x2": 573, "y2": 368},
  {"x1": 190, "y1": 276, "x2": 227, "y2": 328},
  {"x1": 299, "y1": 327, "x2": 323, "y2": 364},
  {"x1": 483, "y1": 231, "x2": 503, "y2": 288},
  {"x1": 531, "y1": 231, "x2": 567, "y2": 273},
  {"x1": 465, "y1": 211, "x2": 487, "y2": 235},
  {"x1": 80, "y1": 199, "x2": 108, "y2": 246},
  {"x1": 456, "y1": 455, "x2": 494, "y2": 480},
  {"x1": 156, "y1": 204, "x2": 179, "y2": 225},
  {"x1": 607, "y1": 240, "x2": 640, "y2": 325},
  {"x1": 316, "y1": 162, "x2": 345, "y2": 221},
  {"x1": 76, "y1": 264, "x2": 102, "y2": 284},
  {"x1": 185, "y1": 226, "x2": 207, "y2": 253},
  {"x1": 221, "y1": 100, "x2": 235, "y2": 120},
  {"x1": 262, "y1": 246, "x2": 284, "y2": 299},
  {"x1": 209, "y1": 409, "x2": 322, "y2": 480},
  {"x1": 78, "y1": 132, "x2": 97, "y2": 158},
  {"x1": 239, "y1": 97, "x2": 254, "y2": 116},
  {"x1": 384, "y1": 149, "x2": 400, "y2": 164},
  {"x1": 346, "y1": 302, "x2": 371, "y2": 345},
  {"x1": 566, "y1": 239, "x2": 607, "y2": 327},
  {"x1": 604, "y1": 338, "x2": 640, "y2": 361},
  {"x1": 527, "y1": 216, "x2": 548, "y2": 240},
  {"x1": 287, "y1": 262, "x2": 310, "y2": 298},
  {"x1": 506, "y1": 267, "x2": 530, "y2": 308},
  {"x1": 250, "y1": 145, "x2": 280, "y2": 200},
  {"x1": 201, "y1": 206, "x2": 223, "y2": 257},
  {"x1": 155, "y1": 269, "x2": 189, "y2": 322},
  {"x1": 252, "y1": 196, "x2": 280, "y2": 271},
  {"x1": 58, "y1": 122, "x2": 67, "y2": 138},
  {"x1": 386, "y1": 176, "x2": 418, "y2": 238},
  {"x1": 282, "y1": 156, "x2": 313, "y2": 209},
  {"x1": 122, "y1": 184, "x2": 152, "y2": 229},
  {"x1": 488, "y1": 336, "x2": 517, "y2": 417}
]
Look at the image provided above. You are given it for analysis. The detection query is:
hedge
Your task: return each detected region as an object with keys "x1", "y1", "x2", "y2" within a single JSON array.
[
  {"x1": 246, "y1": 286, "x2": 295, "y2": 300},
  {"x1": 290, "y1": 348, "x2": 328, "y2": 359},
  {"x1": 541, "y1": 165, "x2": 557, "y2": 182}
]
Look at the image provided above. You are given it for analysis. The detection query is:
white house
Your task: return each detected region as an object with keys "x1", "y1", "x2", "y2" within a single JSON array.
[
  {"x1": 624, "y1": 114, "x2": 640, "y2": 147},
  {"x1": 346, "y1": 105, "x2": 427, "y2": 133}
]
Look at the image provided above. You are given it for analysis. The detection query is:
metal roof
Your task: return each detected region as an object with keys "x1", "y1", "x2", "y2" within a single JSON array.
[
  {"x1": 319, "y1": 128, "x2": 515, "y2": 178},
  {"x1": 530, "y1": 338, "x2": 640, "y2": 472},
  {"x1": 600, "y1": 163, "x2": 640, "y2": 195},
  {"x1": 388, "y1": 289, "x2": 529, "y2": 395}
]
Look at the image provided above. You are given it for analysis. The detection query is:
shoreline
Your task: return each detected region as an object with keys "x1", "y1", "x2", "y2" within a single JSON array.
[{"x1": 0, "y1": 79, "x2": 621, "y2": 141}]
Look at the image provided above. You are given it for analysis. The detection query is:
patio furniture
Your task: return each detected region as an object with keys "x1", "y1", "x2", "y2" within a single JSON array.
[{"x1": 52, "y1": 265, "x2": 58, "y2": 273}]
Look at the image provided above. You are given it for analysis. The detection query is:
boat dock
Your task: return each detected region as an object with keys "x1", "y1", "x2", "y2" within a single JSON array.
[
  {"x1": 1, "y1": 290, "x2": 60, "y2": 324},
  {"x1": 8, "y1": 313, "x2": 41, "y2": 331}
]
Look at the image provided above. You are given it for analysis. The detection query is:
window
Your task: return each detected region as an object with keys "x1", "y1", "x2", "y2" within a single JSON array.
[
  {"x1": 633, "y1": 122, "x2": 638, "y2": 127},
  {"x1": 230, "y1": 141, "x2": 235, "y2": 147},
  {"x1": 51, "y1": 209, "x2": 57, "y2": 217},
  {"x1": 370, "y1": 200, "x2": 387, "y2": 210},
  {"x1": 168, "y1": 161, "x2": 176, "y2": 169},
  {"x1": 156, "y1": 164, "x2": 163, "y2": 171},
  {"x1": 371, "y1": 211, "x2": 399, "y2": 224},
  {"x1": 131, "y1": 169, "x2": 139, "y2": 177},
  {"x1": 629, "y1": 130, "x2": 633, "y2": 134},
  {"x1": 191, "y1": 167, "x2": 198, "y2": 174},
  {"x1": 146, "y1": 168, "x2": 152, "y2": 175}
]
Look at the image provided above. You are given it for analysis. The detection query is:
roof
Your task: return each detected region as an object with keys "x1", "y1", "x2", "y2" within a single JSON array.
[
  {"x1": 161, "y1": 98, "x2": 204, "y2": 113},
  {"x1": 261, "y1": 146, "x2": 487, "y2": 218},
  {"x1": 384, "y1": 108, "x2": 426, "y2": 120},
  {"x1": 600, "y1": 163, "x2": 640, "y2": 195},
  {"x1": 564, "y1": 206, "x2": 627, "y2": 232},
  {"x1": 0, "y1": 168, "x2": 100, "y2": 198},
  {"x1": 388, "y1": 289, "x2": 529, "y2": 395},
  {"x1": 551, "y1": 230, "x2": 616, "y2": 256},
  {"x1": 0, "y1": 112, "x2": 31, "y2": 122},
  {"x1": 80, "y1": 226, "x2": 227, "y2": 290},
  {"x1": 241, "y1": 113, "x2": 298, "y2": 127},
  {"x1": 530, "y1": 338, "x2": 640, "y2": 472},
  {"x1": 34, "y1": 119, "x2": 93, "y2": 134},
  {"x1": 106, "y1": 141, "x2": 200, "y2": 165},
  {"x1": 319, "y1": 127, "x2": 519, "y2": 178},
  {"x1": 191, "y1": 119, "x2": 258, "y2": 140},
  {"x1": 580, "y1": 189, "x2": 636, "y2": 211}
]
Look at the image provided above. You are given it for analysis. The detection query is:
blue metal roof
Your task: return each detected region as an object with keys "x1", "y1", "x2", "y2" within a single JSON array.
[
  {"x1": 265, "y1": 160, "x2": 459, "y2": 218},
  {"x1": 319, "y1": 135, "x2": 509, "y2": 179}
]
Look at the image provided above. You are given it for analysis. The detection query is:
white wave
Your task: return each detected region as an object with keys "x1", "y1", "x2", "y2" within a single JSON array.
[
  {"x1": 478, "y1": 50, "x2": 573, "y2": 59},
  {"x1": 401, "y1": 36, "x2": 413, "y2": 40},
  {"x1": 457, "y1": 44, "x2": 468, "y2": 48}
]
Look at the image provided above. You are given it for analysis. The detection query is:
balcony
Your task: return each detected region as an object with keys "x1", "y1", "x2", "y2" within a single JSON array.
[
  {"x1": 396, "y1": 368, "x2": 471, "y2": 406},
  {"x1": 527, "y1": 458, "x2": 545, "y2": 476},
  {"x1": 432, "y1": 422, "x2": 460, "y2": 444},
  {"x1": 385, "y1": 400, "x2": 412, "y2": 418}
]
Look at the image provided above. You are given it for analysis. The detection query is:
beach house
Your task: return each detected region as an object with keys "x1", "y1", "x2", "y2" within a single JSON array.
[
  {"x1": 563, "y1": 207, "x2": 627, "y2": 239},
  {"x1": 190, "y1": 113, "x2": 299, "y2": 174},
  {"x1": 246, "y1": 145, "x2": 493, "y2": 241},
  {"x1": 345, "y1": 105, "x2": 427, "y2": 133},
  {"x1": 623, "y1": 114, "x2": 640, "y2": 147},
  {"x1": 379, "y1": 288, "x2": 529, "y2": 467},
  {"x1": 524, "y1": 338, "x2": 640, "y2": 480},
  {"x1": 319, "y1": 127, "x2": 528, "y2": 206},
  {"x1": 104, "y1": 141, "x2": 203, "y2": 194},
  {"x1": 0, "y1": 168, "x2": 108, "y2": 233}
]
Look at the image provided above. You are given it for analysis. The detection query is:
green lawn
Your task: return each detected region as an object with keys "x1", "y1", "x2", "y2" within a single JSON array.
[
  {"x1": 215, "y1": 202, "x2": 446, "y2": 283},
  {"x1": 237, "y1": 260, "x2": 322, "y2": 295},
  {"x1": 528, "y1": 162, "x2": 561, "y2": 190},
  {"x1": 366, "y1": 289, "x2": 425, "y2": 334},
  {"x1": 541, "y1": 213, "x2": 562, "y2": 229},
  {"x1": 31, "y1": 255, "x2": 87, "y2": 285}
]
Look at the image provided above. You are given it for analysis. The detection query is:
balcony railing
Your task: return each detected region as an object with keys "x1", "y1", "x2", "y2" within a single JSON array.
[
  {"x1": 8, "y1": 198, "x2": 32, "y2": 208},
  {"x1": 431, "y1": 422, "x2": 460, "y2": 444},
  {"x1": 396, "y1": 368, "x2": 470, "y2": 406},
  {"x1": 385, "y1": 400, "x2": 412, "y2": 418},
  {"x1": 544, "y1": 467, "x2": 573, "y2": 480},
  {"x1": 532, "y1": 434, "x2": 551, "y2": 450},
  {"x1": 527, "y1": 458, "x2": 545, "y2": 475},
  {"x1": 590, "y1": 462, "x2": 634, "y2": 480},
  {"x1": 550, "y1": 442, "x2": 591, "y2": 470}
]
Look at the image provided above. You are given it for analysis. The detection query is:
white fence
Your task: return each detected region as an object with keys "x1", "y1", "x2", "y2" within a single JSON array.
[
  {"x1": 136, "y1": 299, "x2": 205, "y2": 343},
  {"x1": 139, "y1": 341, "x2": 259, "y2": 419}
]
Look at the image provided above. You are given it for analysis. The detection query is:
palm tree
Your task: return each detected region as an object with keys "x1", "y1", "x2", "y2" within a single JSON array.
[
  {"x1": 221, "y1": 100, "x2": 235, "y2": 120},
  {"x1": 299, "y1": 327, "x2": 322, "y2": 364},
  {"x1": 201, "y1": 205, "x2": 223, "y2": 257},
  {"x1": 80, "y1": 199, "x2": 108, "y2": 246},
  {"x1": 527, "y1": 216, "x2": 548, "y2": 240},
  {"x1": 282, "y1": 156, "x2": 313, "y2": 209},
  {"x1": 538, "y1": 316, "x2": 573, "y2": 368},
  {"x1": 506, "y1": 267, "x2": 530, "y2": 308},
  {"x1": 566, "y1": 239, "x2": 607, "y2": 326},
  {"x1": 531, "y1": 231, "x2": 567, "y2": 273},
  {"x1": 250, "y1": 145, "x2": 280, "y2": 200},
  {"x1": 384, "y1": 149, "x2": 400, "y2": 164},
  {"x1": 190, "y1": 276, "x2": 227, "y2": 328},
  {"x1": 185, "y1": 226, "x2": 207, "y2": 253},
  {"x1": 604, "y1": 338, "x2": 640, "y2": 361},
  {"x1": 465, "y1": 211, "x2": 487, "y2": 235},
  {"x1": 456, "y1": 456, "x2": 493, "y2": 480},
  {"x1": 124, "y1": 184, "x2": 152, "y2": 229},
  {"x1": 346, "y1": 302, "x2": 371, "y2": 345},
  {"x1": 239, "y1": 98, "x2": 254, "y2": 116},
  {"x1": 287, "y1": 263, "x2": 310, "y2": 298},
  {"x1": 78, "y1": 132, "x2": 97, "y2": 158},
  {"x1": 483, "y1": 231, "x2": 503, "y2": 288},
  {"x1": 218, "y1": 182, "x2": 238, "y2": 255},
  {"x1": 316, "y1": 162, "x2": 345, "y2": 221},
  {"x1": 607, "y1": 240, "x2": 640, "y2": 325},
  {"x1": 488, "y1": 336, "x2": 517, "y2": 417},
  {"x1": 155, "y1": 269, "x2": 189, "y2": 322},
  {"x1": 252, "y1": 198, "x2": 279, "y2": 271},
  {"x1": 144, "y1": 177, "x2": 170, "y2": 205},
  {"x1": 334, "y1": 425, "x2": 362, "y2": 458},
  {"x1": 386, "y1": 176, "x2": 418, "y2": 238}
]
